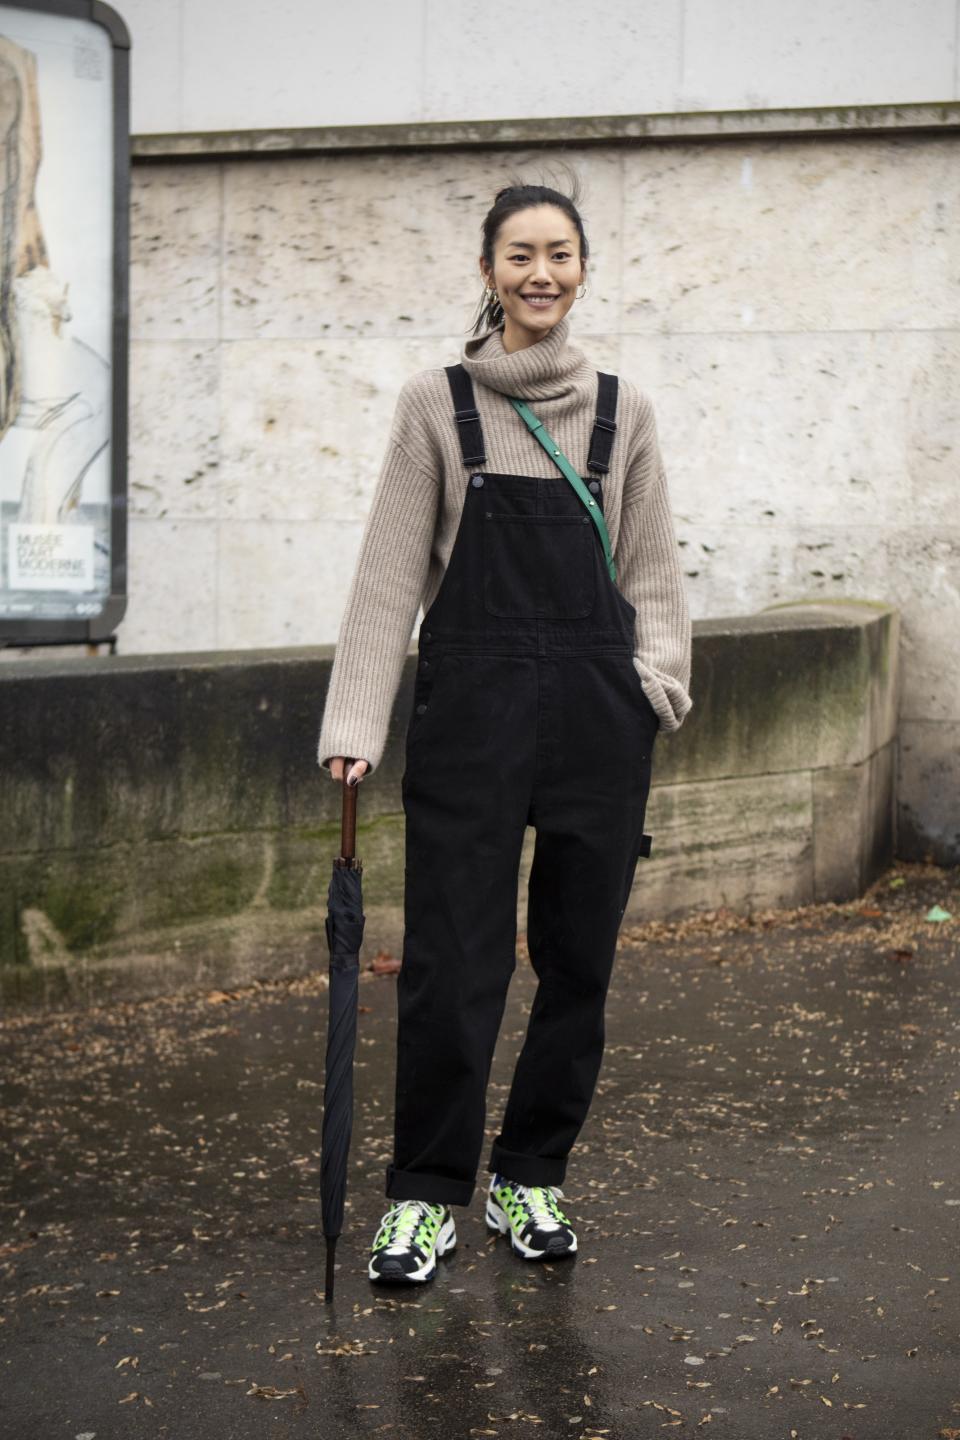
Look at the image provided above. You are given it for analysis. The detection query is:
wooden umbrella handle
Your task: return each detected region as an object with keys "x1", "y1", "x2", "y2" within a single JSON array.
[{"x1": 340, "y1": 756, "x2": 358, "y2": 862}]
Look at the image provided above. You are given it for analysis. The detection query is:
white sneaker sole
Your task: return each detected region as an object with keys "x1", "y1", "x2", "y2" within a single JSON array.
[
  {"x1": 368, "y1": 1211, "x2": 457, "y2": 1283},
  {"x1": 485, "y1": 1195, "x2": 578, "y2": 1259}
]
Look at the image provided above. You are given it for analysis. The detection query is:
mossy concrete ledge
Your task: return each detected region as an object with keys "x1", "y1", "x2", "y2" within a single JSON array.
[{"x1": 0, "y1": 600, "x2": 898, "y2": 1008}]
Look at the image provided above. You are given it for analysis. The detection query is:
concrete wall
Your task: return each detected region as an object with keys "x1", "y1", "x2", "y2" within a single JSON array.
[
  {"x1": 0, "y1": 601, "x2": 899, "y2": 1007},
  {"x1": 116, "y1": 0, "x2": 960, "y2": 135},
  {"x1": 103, "y1": 129, "x2": 957, "y2": 860}
]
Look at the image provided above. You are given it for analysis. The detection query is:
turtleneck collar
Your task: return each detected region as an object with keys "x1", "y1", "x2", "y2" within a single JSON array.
[{"x1": 460, "y1": 315, "x2": 594, "y2": 402}]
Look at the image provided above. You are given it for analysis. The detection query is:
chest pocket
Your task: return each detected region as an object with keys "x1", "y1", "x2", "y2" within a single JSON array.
[{"x1": 482, "y1": 511, "x2": 596, "y2": 620}]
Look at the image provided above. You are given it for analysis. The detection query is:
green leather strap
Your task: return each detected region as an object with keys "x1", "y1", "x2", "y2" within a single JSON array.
[{"x1": 507, "y1": 396, "x2": 617, "y2": 582}]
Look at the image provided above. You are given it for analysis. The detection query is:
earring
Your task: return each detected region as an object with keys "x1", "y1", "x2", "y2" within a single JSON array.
[
  {"x1": 486, "y1": 286, "x2": 500, "y2": 305},
  {"x1": 576, "y1": 282, "x2": 588, "y2": 300}
]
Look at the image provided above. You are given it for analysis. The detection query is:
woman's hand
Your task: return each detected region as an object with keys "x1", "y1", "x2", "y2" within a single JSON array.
[{"x1": 329, "y1": 756, "x2": 370, "y2": 787}]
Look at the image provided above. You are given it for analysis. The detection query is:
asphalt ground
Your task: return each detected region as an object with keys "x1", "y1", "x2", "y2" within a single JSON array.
[{"x1": 2, "y1": 860, "x2": 959, "y2": 1440}]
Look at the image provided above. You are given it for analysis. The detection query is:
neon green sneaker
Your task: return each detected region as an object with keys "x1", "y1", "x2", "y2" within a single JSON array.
[
  {"x1": 368, "y1": 1199, "x2": 456, "y2": 1283},
  {"x1": 485, "y1": 1172, "x2": 577, "y2": 1260}
]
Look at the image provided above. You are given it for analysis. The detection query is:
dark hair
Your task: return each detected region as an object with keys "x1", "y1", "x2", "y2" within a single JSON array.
[{"x1": 471, "y1": 171, "x2": 589, "y2": 336}]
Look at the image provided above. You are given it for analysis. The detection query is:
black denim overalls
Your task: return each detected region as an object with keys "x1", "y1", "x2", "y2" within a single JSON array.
[{"x1": 384, "y1": 365, "x2": 659, "y2": 1208}]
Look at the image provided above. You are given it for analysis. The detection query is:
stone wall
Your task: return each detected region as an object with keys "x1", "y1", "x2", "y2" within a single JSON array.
[
  {"x1": 109, "y1": 130, "x2": 957, "y2": 859},
  {"x1": 118, "y1": 0, "x2": 960, "y2": 135},
  {"x1": 0, "y1": 601, "x2": 898, "y2": 1007}
]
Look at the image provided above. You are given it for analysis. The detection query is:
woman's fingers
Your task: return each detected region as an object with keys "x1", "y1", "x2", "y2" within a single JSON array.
[
  {"x1": 329, "y1": 756, "x2": 370, "y2": 786},
  {"x1": 347, "y1": 759, "x2": 369, "y2": 786}
]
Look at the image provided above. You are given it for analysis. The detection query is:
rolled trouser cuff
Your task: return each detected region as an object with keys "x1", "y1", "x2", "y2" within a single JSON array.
[
  {"x1": 385, "y1": 1161, "x2": 475, "y2": 1207},
  {"x1": 487, "y1": 1138, "x2": 567, "y2": 1188}
]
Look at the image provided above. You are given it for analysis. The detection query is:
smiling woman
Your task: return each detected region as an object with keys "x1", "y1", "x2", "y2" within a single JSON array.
[
  {"x1": 316, "y1": 172, "x2": 692, "y2": 1287},
  {"x1": 474, "y1": 184, "x2": 589, "y2": 350}
]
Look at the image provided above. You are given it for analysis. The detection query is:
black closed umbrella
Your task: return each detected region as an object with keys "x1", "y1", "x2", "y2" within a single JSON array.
[{"x1": 320, "y1": 761, "x2": 365, "y2": 1303}]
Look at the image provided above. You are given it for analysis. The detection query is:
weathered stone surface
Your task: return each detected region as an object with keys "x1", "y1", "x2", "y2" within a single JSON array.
[
  {"x1": 121, "y1": 0, "x2": 958, "y2": 139},
  {"x1": 621, "y1": 136, "x2": 959, "y2": 333},
  {"x1": 898, "y1": 719, "x2": 960, "y2": 864},
  {"x1": 811, "y1": 740, "x2": 897, "y2": 901},
  {"x1": 129, "y1": 340, "x2": 221, "y2": 519},
  {"x1": 621, "y1": 329, "x2": 960, "y2": 531},
  {"x1": 130, "y1": 164, "x2": 221, "y2": 341},
  {"x1": 0, "y1": 820, "x2": 407, "y2": 1006},
  {"x1": 1, "y1": 647, "x2": 350, "y2": 856},
  {"x1": 0, "y1": 603, "x2": 900, "y2": 1003},
  {"x1": 217, "y1": 336, "x2": 460, "y2": 523},
  {"x1": 219, "y1": 148, "x2": 624, "y2": 342},
  {"x1": 120, "y1": 518, "x2": 219, "y2": 653},
  {"x1": 623, "y1": 771, "x2": 815, "y2": 920},
  {"x1": 113, "y1": 137, "x2": 959, "y2": 862},
  {"x1": 656, "y1": 602, "x2": 899, "y2": 783},
  {"x1": 215, "y1": 520, "x2": 363, "y2": 649}
]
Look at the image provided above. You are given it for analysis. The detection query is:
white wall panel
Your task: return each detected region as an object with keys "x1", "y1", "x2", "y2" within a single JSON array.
[{"x1": 116, "y1": 0, "x2": 960, "y2": 137}]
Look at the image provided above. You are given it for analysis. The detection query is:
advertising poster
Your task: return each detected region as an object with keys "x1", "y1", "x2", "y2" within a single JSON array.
[{"x1": 0, "y1": 0, "x2": 127, "y2": 641}]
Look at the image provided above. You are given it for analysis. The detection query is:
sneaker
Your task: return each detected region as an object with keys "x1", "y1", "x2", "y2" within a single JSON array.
[
  {"x1": 368, "y1": 1198, "x2": 456, "y2": 1283},
  {"x1": 485, "y1": 1172, "x2": 577, "y2": 1260}
]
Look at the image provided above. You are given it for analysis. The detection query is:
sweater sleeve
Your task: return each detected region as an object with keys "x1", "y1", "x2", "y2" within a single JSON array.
[
  {"x1": 316, "y1": 387, "x2": 440, "y2": 773},
  {"x1": 616, "y1": 394, "x2": 693, "y2": 733}
]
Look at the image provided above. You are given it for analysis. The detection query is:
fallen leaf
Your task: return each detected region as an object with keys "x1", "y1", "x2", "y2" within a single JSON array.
[{"x1": 246, "y1": 1384, "x2": 300, "y2": 1400}]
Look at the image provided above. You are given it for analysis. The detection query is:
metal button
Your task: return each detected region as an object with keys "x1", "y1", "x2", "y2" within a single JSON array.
[
  {"x1": 423, "y1": 631, "x2": 432, "y2": 641},
  {"x1": 421, "y1": 658, "x2": 430, "y2": 668},
  {"x1": 416, "y1": 703, "x2": 428, "y2": 714},
  {"x1": 588, "y1": 480, "x2": 600, "y2": 494},
  {"x1": 470, "y1": 473, "x2": 485, "y2": 488}
]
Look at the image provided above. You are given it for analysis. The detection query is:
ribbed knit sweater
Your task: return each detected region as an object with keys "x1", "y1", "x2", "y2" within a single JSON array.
[{"x1": 317, "y1": 316, "x2": 692, "y2": 773}]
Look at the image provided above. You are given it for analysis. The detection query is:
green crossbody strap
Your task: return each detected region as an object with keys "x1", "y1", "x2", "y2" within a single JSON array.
[{"x1": 507, "y1": 396, "x2": 617, "y2": 583}]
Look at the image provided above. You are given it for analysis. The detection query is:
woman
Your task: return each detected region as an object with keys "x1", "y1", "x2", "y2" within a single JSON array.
[{"x1": 318, "y1": 180, "x2": 692, "y2": 1284}]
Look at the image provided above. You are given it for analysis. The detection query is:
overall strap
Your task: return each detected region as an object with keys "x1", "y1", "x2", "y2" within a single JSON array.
[
  {"x1": 507, "y1": 395, "x2": 618, "y2": 584},
  {"x1": 444, "y1": 364, "x2": 486, "y2": 467},
  {"x1": 586, "y1": 372, "x2": 618, "y2": 474}
]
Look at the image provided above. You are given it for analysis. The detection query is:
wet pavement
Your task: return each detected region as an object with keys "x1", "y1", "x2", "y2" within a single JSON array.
[{"x1": 2, "y1": 860, "x2": 960, "y2": 1440}]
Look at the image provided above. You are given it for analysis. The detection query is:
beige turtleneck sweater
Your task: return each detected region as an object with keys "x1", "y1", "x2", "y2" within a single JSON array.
[{"x1": 317, "y1": 316, "x2": 692, "y2": 773}]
